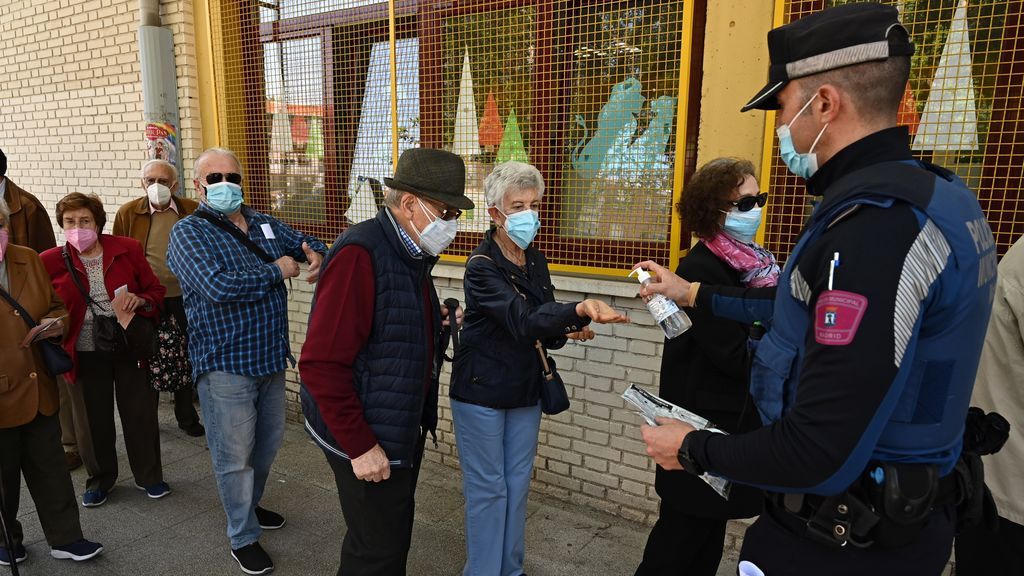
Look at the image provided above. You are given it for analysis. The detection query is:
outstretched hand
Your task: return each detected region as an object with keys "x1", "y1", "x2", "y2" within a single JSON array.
[
  {"x1": 576, "y1": 299, "x2": 629, "y2": 324},
  {"x1": 640, "y1": 417, "x2": 695, "y2": 471},
  {"x1": 632, "y1": 261, "x2": 691, "y2": 305}
]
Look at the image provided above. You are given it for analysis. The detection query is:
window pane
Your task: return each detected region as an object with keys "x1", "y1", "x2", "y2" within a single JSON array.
[
  {"x1": 559, "y1": 5, "x2": 684, "y2": 242},
  {"x1": 347, "y1": 38, "x2": 421, "y2": 225},
  {"x1": 263, "y1": 36, "x2": 325, "y2": 226},
  {"x1": 442, "y1": 7, "x2": 537, "y2": 233},
  {"x1": 260, "y1": 0, "x2": 382, "y2": 24}
]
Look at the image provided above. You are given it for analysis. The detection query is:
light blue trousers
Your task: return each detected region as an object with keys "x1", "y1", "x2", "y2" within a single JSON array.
[
  {"x1": 197, "y1": 370, "x2": 286, "y2": 549},
  {"x1": 452, "y1": 398, "x2": 542, "y2": 576}
]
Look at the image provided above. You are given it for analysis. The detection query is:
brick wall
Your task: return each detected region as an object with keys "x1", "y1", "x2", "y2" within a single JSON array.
[
  {"x1": 0, "y1": 0, "x2": 199, "y2": 232},
  {"x1": 284, "y1": 261, "x2": 669, "y2": 524}
]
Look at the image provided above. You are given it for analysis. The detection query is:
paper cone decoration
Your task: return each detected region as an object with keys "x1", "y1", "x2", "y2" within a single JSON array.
[
  {"x1": 479, "y1": 91, "x2": 504, "y2": 149},
  {"x1": 306, "y1": 117, "x2": 324, "y2": 161},
  {"x1": 452, "y1": 48, "x2": 481, "y2": 157},
  {"x1": 897, "y1": 85, "x2": 920, "y2": 137},
  {"x1": 345, "y1": 178, "x2": 379, "y2": 224},
  {"x1": 496, "y1": 109, "x2": 528, "y2": 163},
  {"x1": 270, "y1": 106, "x2": 293, "y2": 156},
  {"x1": 912, "y1": 0, "x2": 978, "y2": 152}
]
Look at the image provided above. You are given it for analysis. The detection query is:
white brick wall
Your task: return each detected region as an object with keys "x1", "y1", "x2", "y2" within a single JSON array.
[
  {"x1": 0, "y1": 0, "x2": 200, "y2": 233},
  {"x1": 284, "y1": 261, "x2": 669, "y2": 524}
]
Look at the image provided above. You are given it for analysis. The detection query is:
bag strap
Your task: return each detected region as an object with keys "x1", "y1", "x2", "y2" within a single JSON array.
[
  {"x1": 62, "y1": 247, "x2": 103, "y2": 312},
  {"x1": 194, "y1": 210, "x2": 275, "y2": 264},
  {"x1": 0, "y1": 285, "x2": 39, "y2": 329},
  {"x1": 468, "y1": 254, "x2": 552, "y2": 377}
]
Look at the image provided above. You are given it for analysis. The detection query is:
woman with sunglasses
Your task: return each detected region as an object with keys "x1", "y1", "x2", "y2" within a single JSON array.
[{"x1": 635, "y1": 158, "x2": 778, "y2": 576}]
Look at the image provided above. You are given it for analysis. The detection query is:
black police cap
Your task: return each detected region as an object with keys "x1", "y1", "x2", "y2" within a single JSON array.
[{"x1": 741, "y1": 2, "x2": 915, "y2": 113}]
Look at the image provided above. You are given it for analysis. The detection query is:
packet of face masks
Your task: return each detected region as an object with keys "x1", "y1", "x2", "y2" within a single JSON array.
[{"x1": 622, "y1": 383, "x2": 732, "y2": 499}]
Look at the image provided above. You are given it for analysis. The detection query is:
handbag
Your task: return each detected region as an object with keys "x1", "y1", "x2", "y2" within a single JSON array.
[
  {"x1": 62, "y1": 247, "x2": 158, "y2": 360},
  {"x1": 467, "y1": 254, "x2": 571, "y2": 415},
  {"x1": 0, "y1": 286, "x2": 74, "y2": 377},
  {"x1": 535, "y1": 341, "x2": 570, "y2": 415},
  {"x1": 148, "y1": 313, "x2": 193, "y2": 392}
]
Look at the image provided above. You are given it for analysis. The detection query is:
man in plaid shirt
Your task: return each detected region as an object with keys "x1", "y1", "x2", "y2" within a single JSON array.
[{"x1": 168, "y1": 147, "x2": 326, "y2": 575}]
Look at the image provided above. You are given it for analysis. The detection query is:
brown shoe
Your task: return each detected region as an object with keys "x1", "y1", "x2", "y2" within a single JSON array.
[{"x1": 65, "y1": 451, "x2": 83, "y2": 471}]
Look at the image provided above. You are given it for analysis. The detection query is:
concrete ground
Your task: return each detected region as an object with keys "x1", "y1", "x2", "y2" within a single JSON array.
[{"x1": 7, "y1": 400, "x2": 741, "y2": 576}]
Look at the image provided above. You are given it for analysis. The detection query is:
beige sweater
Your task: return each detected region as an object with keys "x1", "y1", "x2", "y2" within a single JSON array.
[{"x1": 971, "y1": 234, "x2": 1024, "y2": 526}]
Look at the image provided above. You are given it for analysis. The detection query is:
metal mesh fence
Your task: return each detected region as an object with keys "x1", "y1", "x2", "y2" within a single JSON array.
[
  {"x1": 763, "y1": 0, "x2": 1024, "y2": 259},
  {"x1": 208, "y1": 0, "x2": 702, "y2": 275}
]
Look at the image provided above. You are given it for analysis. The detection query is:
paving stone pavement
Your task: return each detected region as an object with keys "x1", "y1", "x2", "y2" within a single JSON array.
[{"x1": 7, "y1": 399, "x2": 742, "y2": 576}]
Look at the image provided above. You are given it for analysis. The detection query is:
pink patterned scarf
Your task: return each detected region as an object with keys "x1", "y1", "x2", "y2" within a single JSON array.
[{"x1": 703, "y1": 232, "x2": 780, "y2": 288}]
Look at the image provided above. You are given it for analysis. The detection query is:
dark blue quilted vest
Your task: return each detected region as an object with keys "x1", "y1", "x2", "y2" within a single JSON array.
[{"x1": 301, "y1": 209, "x2": 442, "y2": 468}]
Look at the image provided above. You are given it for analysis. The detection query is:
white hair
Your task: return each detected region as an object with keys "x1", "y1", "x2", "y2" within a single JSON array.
[
  {"x1": 140, "y1": 159, "x2": 178, "y2": 181},
  {"x1": 194, "y1": 147, "x2": 243, "y2": 180},
  {"x1": 483, "y1": 161, "x2": 544, "y2": 208}
]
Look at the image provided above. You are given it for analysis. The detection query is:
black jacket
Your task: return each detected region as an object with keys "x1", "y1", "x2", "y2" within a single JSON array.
[
  {"x1": 450, "y1": 230, "x2": 589, "y2": 409},
  {"x1": 655, "y1": 241, "x2": 763, "y2": 519}
]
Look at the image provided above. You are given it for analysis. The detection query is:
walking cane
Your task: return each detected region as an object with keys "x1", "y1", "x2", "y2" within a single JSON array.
[
  {"x1": 443, "y1": 298, "x2": 460, "y2": 362},
  {"x1": 0, "y1": 460, "x2": 22, "y2": 575}
]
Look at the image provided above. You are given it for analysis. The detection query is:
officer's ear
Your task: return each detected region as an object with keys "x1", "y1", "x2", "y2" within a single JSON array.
[{"x1": 816, "y1": 84, "x2": 842, "y2": 124}]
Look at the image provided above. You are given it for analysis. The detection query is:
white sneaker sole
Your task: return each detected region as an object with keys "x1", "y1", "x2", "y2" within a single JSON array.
[{"x1": 50, "y1": 545, "x2": 103, "y2": 561}]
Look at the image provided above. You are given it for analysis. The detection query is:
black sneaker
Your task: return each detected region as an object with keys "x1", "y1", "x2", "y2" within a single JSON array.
[
  {"x1": 231, "y1": 542, "x2": 273, "y2": 575},
  {"x1": 255, "y1": 506, "x2": 285, "y2": 530},
  {"x1": 0, "y1": 544, "x2": 27, "y2": 566},
  {"x1": 50, "y1": 539, "x2": 103, "y2": 561},
  {"x1": 179, "y1": 421, "x2": 206, "y2": 437}
]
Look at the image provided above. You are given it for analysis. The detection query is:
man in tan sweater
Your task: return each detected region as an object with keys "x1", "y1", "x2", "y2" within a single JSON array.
[
  {"x1": 113, "y1": 159, "x2": 204, "y2": 436},
  {"x1": 954, "y1": 234, "x2": 1024, "y2": 574}
]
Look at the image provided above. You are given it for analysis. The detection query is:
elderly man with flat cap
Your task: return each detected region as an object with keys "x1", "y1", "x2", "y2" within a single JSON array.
[
  {"x1": 300, "y1": 147, "x2": 471, "y2": 576},
  {"x1": 635, "y1": 3, "x2": 996, "y2": 575}
]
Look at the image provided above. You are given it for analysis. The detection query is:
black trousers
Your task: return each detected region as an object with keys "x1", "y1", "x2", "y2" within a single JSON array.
[
  {"x1": 325, "y1": 433, "x2": 426, "y2": 576},
  {"x1": 739, "y1": 503, "x2": 955, "y2": 576},
  {"x1": 0, "y1": 413, "x2": 83, "y2": 548},
  {"x1": 164, "y1": 295, "x2": 200, "y2": 428},
  {"x1": 954, "y1": 515, "x2": 1024, "y2": 575},
  {"x1": 634, "y1": 503, "x2": 728, "y2": 576},
  {"x1": 77, "y1": 351, "x2": 163, "y2": 492}
]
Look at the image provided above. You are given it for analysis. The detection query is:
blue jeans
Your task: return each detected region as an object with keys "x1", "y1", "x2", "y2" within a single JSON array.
[
  {"x1": 197, "y1": 370, "x2": 286, "y2": 549},
  {"x1": 452, "y1": 399, "x2": 542, "y2": 576}
]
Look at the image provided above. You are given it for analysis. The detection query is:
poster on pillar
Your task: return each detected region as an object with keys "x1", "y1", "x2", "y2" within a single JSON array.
[{"x1": 145, "y1": 122, "x2": 179, "y2": 164}]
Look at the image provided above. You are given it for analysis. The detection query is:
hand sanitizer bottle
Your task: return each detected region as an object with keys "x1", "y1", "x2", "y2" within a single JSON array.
[{"x1": 629, "y1": 268, "x2": 692, "y2": 339}]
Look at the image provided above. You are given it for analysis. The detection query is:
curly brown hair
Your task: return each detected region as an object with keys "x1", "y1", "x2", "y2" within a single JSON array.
[
  {"x1": 677, "y1": 157, "x2": 757, "y2": 239},
  {"x1": 55, "y1": 192, "x2": 107, "y2": 231}
]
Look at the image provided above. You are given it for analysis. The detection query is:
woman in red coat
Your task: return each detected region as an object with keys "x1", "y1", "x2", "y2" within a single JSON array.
[{"x1": 41, "y1": 193, "x2": 168, "y2": 508}]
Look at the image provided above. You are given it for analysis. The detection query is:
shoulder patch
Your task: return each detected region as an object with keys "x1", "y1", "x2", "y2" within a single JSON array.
[{"x1": 815, "y1": 290, "x2": 869, "y2": 346}]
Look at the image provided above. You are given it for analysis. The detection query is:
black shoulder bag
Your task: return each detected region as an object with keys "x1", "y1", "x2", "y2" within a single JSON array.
[
  {"x1": 62, "y1": 248, "x2": 156, "y2": 359},
  {"x1": 0, "y1": 286, "x2": 73, "y2": 377}
]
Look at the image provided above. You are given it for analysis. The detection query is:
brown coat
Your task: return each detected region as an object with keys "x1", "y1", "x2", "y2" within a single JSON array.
[
  {"x1": 2, "y1": 178, "x2": 57, "y2": 253},
  {"x1": 0, "y1": 244, "x2": 69, "y2": 429},
  {"x1": 112, "y1": 194, "x2": 198, "y2": 245}
]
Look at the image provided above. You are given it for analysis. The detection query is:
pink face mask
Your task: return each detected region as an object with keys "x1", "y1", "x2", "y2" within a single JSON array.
[
  {"x1": 0, "y1": 229, "x2": 8, "y2": 262},
  {"x1": 65, "y1": 228, "x2": 98, "y2": 253}
]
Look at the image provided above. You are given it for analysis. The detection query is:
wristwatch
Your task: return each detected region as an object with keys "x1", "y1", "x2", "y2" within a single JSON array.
[{"x1": 677, "y1": 433, "x2": 704, "y2": 476}]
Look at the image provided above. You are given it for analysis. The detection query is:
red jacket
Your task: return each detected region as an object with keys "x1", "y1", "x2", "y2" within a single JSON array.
[{"x1": 40, "y1": 234, "x2": 165, "y2": 383}]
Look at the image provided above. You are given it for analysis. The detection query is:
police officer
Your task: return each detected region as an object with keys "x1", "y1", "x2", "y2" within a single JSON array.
[{"x1": 635, "y1": 4, "x2": 997, "y2": 575}]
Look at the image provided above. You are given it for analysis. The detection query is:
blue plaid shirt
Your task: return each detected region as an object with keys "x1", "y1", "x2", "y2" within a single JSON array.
[{"x1": 167, "y1": 204, "x2": 328, "y2": 379}]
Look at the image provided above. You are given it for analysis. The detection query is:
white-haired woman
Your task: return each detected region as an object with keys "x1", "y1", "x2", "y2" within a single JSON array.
[{"x1": 450, "y1": 161, "x2": 627, "y2": 576}]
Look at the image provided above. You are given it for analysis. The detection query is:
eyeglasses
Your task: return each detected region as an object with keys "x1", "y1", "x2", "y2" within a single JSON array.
[
  {"x1": 729, "y1": 192, "x2": 768, "y2": 212},
  {"x1": 205, "y1": 172, "x2": 242, "y2": 185},
  {"x1": 422, "y1": 199, "x2": 462, "y2": 221}
]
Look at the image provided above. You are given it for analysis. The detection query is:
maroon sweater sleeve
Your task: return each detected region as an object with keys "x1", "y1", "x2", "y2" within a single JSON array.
[{"x1": 298, "y1": 245, "x2": 377, "y2": 459}]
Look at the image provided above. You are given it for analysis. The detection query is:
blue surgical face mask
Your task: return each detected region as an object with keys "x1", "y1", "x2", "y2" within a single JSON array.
[
  {"x1": 205, "y1": 181, "x2": 243, "y2": 214},
  {"x1": 776, "y1": 94, "x2": 828, "y2": 179},
  {"x1": 722, "y1": 205, "x2": 762, "y2": 244},
  {"x1": 499, "y1": 208, "x2": 541, "y2": 250}
]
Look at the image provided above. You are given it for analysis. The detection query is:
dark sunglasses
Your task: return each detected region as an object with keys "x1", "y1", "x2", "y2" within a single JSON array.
[
  {"x1": 205, "y1": 172, "x2": 243, "y2": 185},
  {"x1": 422, "y1": 199, "x2": 462, "y2": 221},
  {"x1": 729, "y1": 192, "x2": 768, "y2": 212}
]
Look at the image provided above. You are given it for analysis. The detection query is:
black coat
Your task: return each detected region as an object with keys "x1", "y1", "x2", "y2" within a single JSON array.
[
  {"x1": 655, "y1": 241, "x2": 763, "y2": 519},
  {"x1": 450, "y1": 230, "x2": 589, "y2": 409}
]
